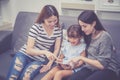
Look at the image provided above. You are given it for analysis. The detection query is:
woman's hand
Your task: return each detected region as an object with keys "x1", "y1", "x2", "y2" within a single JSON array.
[
  {"x1": 55, "y1": 58, "x2": 63, "y2": 64},
  {"x1": 69, "y1": 56, "x2": 81, "y2": 64},
  {"x1": 44, "y1": 51, "x2": 57, "y2": 60}
]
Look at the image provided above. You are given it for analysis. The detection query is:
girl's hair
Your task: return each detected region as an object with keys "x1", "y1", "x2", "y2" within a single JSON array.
[
  {"x1": 78, "y1": 10, "x2": 105, "y2": 46},
  {"x1": 67, "y1": 24, "x2": 83, "y2": 38},
  {"x1": 35, "y1": 5, "x2": 59, "y2": 27}
]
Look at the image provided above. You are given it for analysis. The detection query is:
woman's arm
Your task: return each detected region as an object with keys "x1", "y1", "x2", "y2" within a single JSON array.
[
  {"x1": 71, "y1": 56, "x2": 104, "y2": 70},
  {"x1": 26, "y1": 37, "x2": 53, "y2": 57},
  {"x1": 47, "y1": 37, "x2": 62, "y2": 65},
  {"x1": 73, "y1": 50, "x2": 86, "y2": 68},
  {"x1": 80, "y1": 56, "x2": 104, "y2": 70},
  {"x1": 40, "y1": 37, "x2": 62, "y2": 73},
  {"x1": 53, "y1": 37, "x2": 62, "y2": 57}
]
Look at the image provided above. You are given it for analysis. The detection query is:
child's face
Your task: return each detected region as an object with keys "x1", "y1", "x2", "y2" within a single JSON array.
[{"x1": 68, "y1": 37, "x2": 81, "y2": 46}]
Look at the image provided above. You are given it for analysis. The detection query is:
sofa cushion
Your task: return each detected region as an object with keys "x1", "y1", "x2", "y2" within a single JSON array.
[{"x1": 0, "y1": 50, "x2": 14, "y2": 79}]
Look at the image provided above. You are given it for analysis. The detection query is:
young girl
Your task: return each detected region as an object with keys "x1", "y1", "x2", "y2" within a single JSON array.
[{"x1": 41, "y1": 24, "x2": 86, "y2": 80}]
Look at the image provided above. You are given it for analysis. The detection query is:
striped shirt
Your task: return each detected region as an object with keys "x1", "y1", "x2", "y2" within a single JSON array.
[{"x1": 20, "y1": 23, "x2": 62, "y2": 61}]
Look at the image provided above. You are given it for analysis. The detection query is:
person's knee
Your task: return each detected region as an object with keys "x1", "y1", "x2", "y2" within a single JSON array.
[
  {"x1": 12, "y1": 57, "x2": 23, "y2": 78},
  {"x1": 14, "y1": 57, "x2": 23, "y2": 71},
  {"x1": 9, "y1": 75, "x2": 17, "y2": 80},
  {"x1": 55, "y1": 71, "x2": 64, "y2": 78},
  {"x1": 8, "y1": 57, "x2": 23, "y2": 80},
  {"x1": 22, "y1": 65, "x2": 39, "y2": 80}
]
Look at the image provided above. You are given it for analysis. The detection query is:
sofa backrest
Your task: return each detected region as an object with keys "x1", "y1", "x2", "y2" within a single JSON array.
[
  {"x1": 59, "y1": 15, "x2": 77, "y2": 29},
  {"x1": 101, "y1": 20, "x2": 120, "y2": 54},
  {"x1": 100, "y1": 20, "x2": 120, "y2": 64},
  {"x1": 11, "y1": 12, "x2": 39, "y2": 53}
]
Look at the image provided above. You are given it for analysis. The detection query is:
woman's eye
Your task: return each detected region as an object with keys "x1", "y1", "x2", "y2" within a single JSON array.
[{"x1": 82, "y1": 25, "x2": 87, "y2": 28}]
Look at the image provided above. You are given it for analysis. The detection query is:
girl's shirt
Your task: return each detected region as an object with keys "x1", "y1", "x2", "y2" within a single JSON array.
[
  {"x1": 61, "y1": 39, "x2": 86, "y2": 64},
  {"x1": 19, "y1": 23, "x2": 62, "y2": 61},
  {"x1": 85, "y1": 31, "x2": 114, "y2": 70}
]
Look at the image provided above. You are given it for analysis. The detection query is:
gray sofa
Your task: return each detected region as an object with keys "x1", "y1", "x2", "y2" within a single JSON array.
[{"x1": 0, "y1": 11, "x2": 120, "y2": 80}]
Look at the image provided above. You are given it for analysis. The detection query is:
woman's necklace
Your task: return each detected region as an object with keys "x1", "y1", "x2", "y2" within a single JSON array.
[
  {"x1": 92, "y1": 30, "x2": 102, "y2": 39},
  {"x1": 43, "y1": 24, "x2": 54, "y2": 37}
]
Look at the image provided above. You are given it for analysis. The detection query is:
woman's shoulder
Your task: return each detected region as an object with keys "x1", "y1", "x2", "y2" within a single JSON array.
[
  {"x1": 33, "y1": 23, "x2": 42, "y2": 28},
  {"x1": 54, "y1": 26, "x2": 63, "y2": 34},
  {"x1": 101, "y1": 31, "x2": 112, "y2": 38},
  {"x1": 100, "y1": 31, "x2": 113, "y2": 42},
  {"x1": 30, "y1": 23, "x2": 43, "y2": 31},
  {"x1": 54, "y1": 25, "x2": 62, "y2": 30}
]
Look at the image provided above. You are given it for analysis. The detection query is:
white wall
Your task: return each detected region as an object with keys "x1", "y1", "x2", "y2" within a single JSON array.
[
  {"x1": 61, "y1": 0, "x2": 120, "y2": 20},
  {"x1": 1, "y1": 0, "x2": 120, "y2": 26},
  {"x1": 0, "y1": 1, "x2": 2, "y2": 25},
  {"x1": 0, "y1": 0, "x2": 61, "y2": 26}
]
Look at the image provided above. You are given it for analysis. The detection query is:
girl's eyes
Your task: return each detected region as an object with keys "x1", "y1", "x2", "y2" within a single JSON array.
[{"x1": 47, "y1": 21, "x2": 52, "y2": 23}]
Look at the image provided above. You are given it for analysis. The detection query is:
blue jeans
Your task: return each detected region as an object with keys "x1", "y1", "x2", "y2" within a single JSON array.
[{"x1": 7, "y1": 52, "x2": 48, "y2": 80}]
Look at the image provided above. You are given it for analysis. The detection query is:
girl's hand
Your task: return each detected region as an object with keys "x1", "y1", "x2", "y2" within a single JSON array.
[
  {"x1": 55, "y1": 58, "x2": 63, "y2": 64},
  {"x1": 68, "y1": 60, "x2": 75, "y2": 69}
]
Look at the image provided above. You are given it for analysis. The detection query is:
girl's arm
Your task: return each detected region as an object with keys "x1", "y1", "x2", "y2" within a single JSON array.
[
  {"x1": 55, "y1": 53, "x2": 65, "y2": 64},
  {"x1": 58, "y1": 53, "x2": 65, "y2": 59}
]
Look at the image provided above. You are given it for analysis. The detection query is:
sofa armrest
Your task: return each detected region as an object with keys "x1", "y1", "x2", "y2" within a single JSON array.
[{"x1": 0, "y1": 31, "x2": 12, "y2": 54}]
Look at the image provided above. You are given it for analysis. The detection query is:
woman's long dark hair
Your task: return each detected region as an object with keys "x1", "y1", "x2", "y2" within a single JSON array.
[
  {"x1": 35, "y1": 5, "x2": 60, "y2": 27},
  {"x1": 78, "y1": 10, "x2": 105, "y2": 47}
]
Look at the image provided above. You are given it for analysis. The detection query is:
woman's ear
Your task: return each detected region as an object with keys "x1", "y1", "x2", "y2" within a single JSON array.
[{"x1": 92, "y1": 21, "x2": 96, "y2": 28}]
